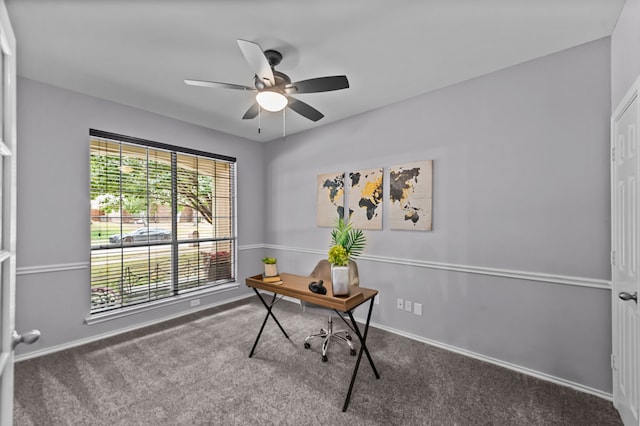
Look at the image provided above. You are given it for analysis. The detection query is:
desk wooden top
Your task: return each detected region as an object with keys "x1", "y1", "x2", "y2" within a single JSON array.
[{"x1": 246, "y1": 273, "x2": 378, "y2": 312}]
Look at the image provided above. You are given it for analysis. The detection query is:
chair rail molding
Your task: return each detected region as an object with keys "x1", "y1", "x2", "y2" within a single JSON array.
[
  {"x1": 17, "y1": 262, "x2": 89, "y2": 275},
  {"x1": 262, "y1": 244, "x2": 611, "y2": 290},
  {"x1": 17, "y1": 244, "x2": 611, "y2": 290},
  {"x1": 16, "y1": 244, "x2": 264, "y2": 276}
]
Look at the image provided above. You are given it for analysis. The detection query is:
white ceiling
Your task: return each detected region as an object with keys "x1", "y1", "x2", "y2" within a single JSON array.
[{"x1": 5, "y1": 0, "x2": 625, "y2": 142}]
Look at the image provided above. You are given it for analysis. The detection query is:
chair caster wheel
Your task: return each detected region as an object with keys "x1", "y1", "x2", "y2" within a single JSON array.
[
  {"x1": 304, "y1": 342, "x2": 310, "y2": 349},
  {"x1": 322, "y1": 355, "x2": 328, "y2": 362},
  {"x1": 350, "y1": 349, "x2": 356, "y2": 356}
]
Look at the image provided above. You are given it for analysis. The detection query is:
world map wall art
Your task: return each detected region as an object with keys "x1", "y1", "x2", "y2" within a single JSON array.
[
  {"x1": 389, "y1": 160, "x2": 433, "y2": 231},
  {"x1": 316, "y1": 171, "x2": 345, "y2": 227},
  {"x1": 317, "y1": 160, "x2": 433, "y2": 231},
  {"x1": 348, "y1": 168, "x2": 383, "y2": 230}
]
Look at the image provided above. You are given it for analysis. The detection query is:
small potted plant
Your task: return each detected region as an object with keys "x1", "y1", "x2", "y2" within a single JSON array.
[
  {"x1": 262, "y1": 256, "x2": 278, "y2": 278},
  {"x1": 328, "y1": 218, "x2": 366, "y2": 296}
]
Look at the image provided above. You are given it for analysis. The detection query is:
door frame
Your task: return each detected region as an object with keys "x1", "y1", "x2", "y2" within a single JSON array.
[{"x1": 0, "y1": 1, "x2": 17, "y2": 424}]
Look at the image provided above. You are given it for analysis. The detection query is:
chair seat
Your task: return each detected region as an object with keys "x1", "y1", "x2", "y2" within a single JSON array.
[{"x1": 301, "y1": 260, "x2": 360, "y2": 362}]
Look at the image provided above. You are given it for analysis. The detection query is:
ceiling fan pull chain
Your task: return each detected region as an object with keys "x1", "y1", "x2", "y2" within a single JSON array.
[
  {"x1": 283, "y1": 108, "x2": 286, "y2": 138},
  {"x1": 258, "y1": 105, "x2": 261, "y2": 134}
]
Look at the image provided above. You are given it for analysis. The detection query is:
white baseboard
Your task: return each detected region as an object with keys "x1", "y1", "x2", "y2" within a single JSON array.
[
  {"x1": 14, "y1": 292, "x2": 255, "y2": 362},
  {"x1": 365, "y1": 320, "x2": 613, "y2": 402},
  {"x1": 16, "y1": 285, "x2": 613, "y2": 401},
  {"x1": 268, "y1": 296, "x2": 612, "y2": 401}
]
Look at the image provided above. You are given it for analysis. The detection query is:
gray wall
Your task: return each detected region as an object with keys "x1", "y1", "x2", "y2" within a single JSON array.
[
  {"x1": 612, "y1": 0, "x2": 640, "y2": 107},
  {"x1": 264, "y1": 38, "x2": 613, "y2": 393},
  {"x1": 15, "y1": 34, "x2": 617, "y2": 395},
  {"x1": 14, "y1": 78, "x2": 263, "y2": 356}
]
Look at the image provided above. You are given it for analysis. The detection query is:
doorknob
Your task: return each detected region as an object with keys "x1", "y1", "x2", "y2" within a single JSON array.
[
  {"x1": 11, "y1": 329, "x2": 41, "y2": 350},
  {"x1": 618, "y1": 292, "x2": 638, "y2": 303}
]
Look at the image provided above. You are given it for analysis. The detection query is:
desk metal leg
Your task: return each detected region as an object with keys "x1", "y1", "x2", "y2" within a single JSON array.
[
  {"x1": 249, "y1": 289, "x2": 289, "y2": 358},
  {"x1": 342, "y1": 296, "x2": 380, "y2": 412}
]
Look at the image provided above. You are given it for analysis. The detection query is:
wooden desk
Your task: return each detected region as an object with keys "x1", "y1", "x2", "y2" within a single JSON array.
[{"x1": 245, "y1": 273, "x2": 380, "y2": 412}]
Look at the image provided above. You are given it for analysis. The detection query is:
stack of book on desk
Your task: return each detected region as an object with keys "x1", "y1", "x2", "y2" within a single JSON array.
[{"x1": 262, "y1": 274, "x2": 283, "y2": 284}]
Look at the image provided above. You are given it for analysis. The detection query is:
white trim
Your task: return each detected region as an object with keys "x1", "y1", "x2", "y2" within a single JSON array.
[
  {"x1": 85, "y1": 282, "x2": 239, "y2": 325},
  {"x1": 0, "y1": 140, "x2": 10, "y2": 156},
  {"x1": 16, "y1": 262, "x2": 89, "y2": 276},
  {"x1": 15, "y1": 292, "x2": 254, "y2": 362},
  {"x1": 0, "y1": 18, "x2": 12, "y2": 56},
  {"x1": 365, "y1": 320, "x2": 613, "y2": 401},
  {"x1": 263, "y1": 244, "x2": 612, "y2": 289},
  {"x1": 15, "y1": 244, "x2": 611, "y2": 289},
  {"x1": 16, "y1": 292, "x2": 612, "y2": 400},
  {"x1": 277, "y1": 295, "x2": 612, "y2": 399},
  {"x1": 15, "y1": 243, "x2": 261, "y2": 276},
  {"x1": 0, "y1": 4, "x2": 18, "y2": 422},
  {"x1": 238, "y1": 244, "x2": 263, "y2": 251},
  {"x1": 0, "y1": 353, "x2": 7, "y2": 375},
  {"x1": 610, "y1": 72, "x2": 640, "y2": 422}
]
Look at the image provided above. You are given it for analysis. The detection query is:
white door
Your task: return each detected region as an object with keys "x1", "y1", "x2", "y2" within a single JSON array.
[
  {"x1": 0, "y1": 3, "x2": 21, "y2": 425},
  {"x1": 612, "y1": 75, "x2": 640, "y2": 426}
]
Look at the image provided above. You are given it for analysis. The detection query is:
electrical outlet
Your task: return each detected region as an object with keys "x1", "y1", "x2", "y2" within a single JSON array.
[
  {"x1": 414, "y1": 302, "x2": 423, "y2": 316},
  {"x1": 405, "y1": 300, "x2": 412, "y2": 312},
  {"x1": 396, "y1": 298, "x2": 404, "y2": 310},
  {"x1": 190, "y1": 299, "x2": 200, "y2": 307}
]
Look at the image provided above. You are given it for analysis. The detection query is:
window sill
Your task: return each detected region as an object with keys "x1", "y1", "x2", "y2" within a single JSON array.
[{"x1": 84, "y1": 282, "x2": 239, "y2": 325}]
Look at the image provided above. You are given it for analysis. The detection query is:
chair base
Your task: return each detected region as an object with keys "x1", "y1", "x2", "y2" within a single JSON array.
[{"x1": 303, "y1": 316, "x2": 356, "y2": 362}]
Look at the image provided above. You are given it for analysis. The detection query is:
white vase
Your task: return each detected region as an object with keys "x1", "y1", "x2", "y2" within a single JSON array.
[
  {"x1": 264, "y1": 263, "x2": 278, "y2": 277},
  {"x1": 331, "y1": 264, "x2": 350, "y2": 296}
]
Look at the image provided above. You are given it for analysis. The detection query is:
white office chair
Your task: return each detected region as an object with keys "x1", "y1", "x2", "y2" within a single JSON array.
[{"x1": 301, "y1": 259, "x2": 360, "y2": 362}]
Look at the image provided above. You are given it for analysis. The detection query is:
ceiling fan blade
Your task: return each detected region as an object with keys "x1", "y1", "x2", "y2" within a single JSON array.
[
  {"x1": 242, "y1": 102, "x2": 260, "y2": 120},
  {"x1": 237, "y1": 39, "x2": 275, "y2": 87},
  {"x1": 285, "y1": 76, "x2": 349, "y2": 94},
  {"x1": 287, "y1": 97, "x2": 324, "y2": 122},
  {"x1": 184, "y1": 79, "x2": 256, "y2": 91}
]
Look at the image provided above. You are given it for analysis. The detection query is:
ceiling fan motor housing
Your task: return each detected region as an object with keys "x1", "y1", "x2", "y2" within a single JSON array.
[
  {"x1": 264, "y1": 49, "x2": 283, "y2": 67},
  {"x1": 254, "y1": 49, "x2": 291, "y2": 91},
  {"x1": 255, "y1": 71, "x2": 291, "y2": 90}
]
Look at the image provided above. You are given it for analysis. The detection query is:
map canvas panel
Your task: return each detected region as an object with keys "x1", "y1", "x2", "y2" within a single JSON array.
[
  {"x1": 389, "y1": 160, "x2": 433, "y2": 231},
  {"x1": 317, "y1": 172, "x2": 345, "y2": 227},
  {"x1": 348, "y1": 167, "x2": 383, "y2": 230}
]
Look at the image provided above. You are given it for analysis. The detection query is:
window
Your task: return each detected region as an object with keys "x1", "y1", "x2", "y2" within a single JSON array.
[{"x1": 89, "y1": 130, "x2": 236, "y2": 314}]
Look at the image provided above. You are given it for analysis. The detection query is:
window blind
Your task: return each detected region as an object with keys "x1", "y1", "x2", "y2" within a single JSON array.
[{"x1": 89, "y1": 129, "x2": 236, "y2": 313}]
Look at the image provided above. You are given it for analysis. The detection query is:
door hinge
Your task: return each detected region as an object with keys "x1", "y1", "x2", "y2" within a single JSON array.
[
  {"x1": 611, "y1": 250, "x2": 616, "y2": 266},
  {"x1": 611, "y1": 146, "x2": 616, "y2": 162},
  {"x1": 611, "y1": 353, "x2": 616, "y2": 370}
]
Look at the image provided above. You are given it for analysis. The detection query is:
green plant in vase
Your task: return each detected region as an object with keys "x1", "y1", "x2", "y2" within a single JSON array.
[
  {"x1": 329, "y1": 218, "x2": 366, "y2": 262},
  {"x1": 328, "y1": 245, "x2": 349, "y2": 266},
  {"x1": 327, "y1": 218, "x2": 366, "y2": 295},
  {"x1": 262, "y1": 256, "x2": 278, "y2": 277}
]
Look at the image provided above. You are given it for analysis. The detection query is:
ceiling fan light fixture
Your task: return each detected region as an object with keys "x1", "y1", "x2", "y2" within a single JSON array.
[{"x1": 256, "y1": 91, "x2": 288, "y2": 112}]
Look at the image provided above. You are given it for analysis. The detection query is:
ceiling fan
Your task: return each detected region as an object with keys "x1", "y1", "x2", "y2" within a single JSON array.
[{"x1": 185, "y1": 39, "x2": 349, "y2": 122}]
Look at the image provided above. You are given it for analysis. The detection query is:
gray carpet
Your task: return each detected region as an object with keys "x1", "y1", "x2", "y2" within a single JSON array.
[{"x1": 14, "y1": 297, "x2": 622, "y2": 425}]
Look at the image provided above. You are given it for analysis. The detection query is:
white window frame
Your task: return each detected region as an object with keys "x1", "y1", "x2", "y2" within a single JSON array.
[{"x1": 88, "y1": 130, "x2": 238, "y2": 319}]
